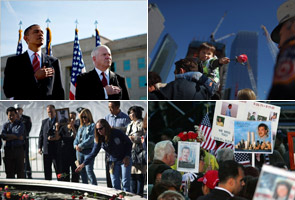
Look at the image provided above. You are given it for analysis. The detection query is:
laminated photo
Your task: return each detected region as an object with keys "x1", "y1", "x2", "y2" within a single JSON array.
[
  {"x1": 177, "y1": 141, "x2": 200, "y2": 173},
  {"x1": 234, "y1": 121, "x2": 272, "y2": 153},
  {"x1": 253, "y1": 165, "x2": 295, "y2": 200}
]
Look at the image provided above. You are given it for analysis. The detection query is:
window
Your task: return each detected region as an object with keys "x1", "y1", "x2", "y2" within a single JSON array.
[
  {"x1": 138, "y1": 76, "x2": 146, "y2": 87},
  {"x1": 138, "y1": 57, "x2": 145, "y2": 69},
  {"x1": 126, "y1": 77, "x2": 131, "y2": 89},
  {"x1": 112, "y1": 62, "x2": 117, "y2": 72},
  {"x1": 123, "y1": 60, "x2": 130, "y2": 71}
]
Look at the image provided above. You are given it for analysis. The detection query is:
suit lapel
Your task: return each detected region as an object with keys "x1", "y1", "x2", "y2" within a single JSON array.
[
  {"x1": 109, "y1": 71, "x2": 117, "y2": 86},
  {"x1": 90, "y1": 69, "x2": 104, "y2": 89}
]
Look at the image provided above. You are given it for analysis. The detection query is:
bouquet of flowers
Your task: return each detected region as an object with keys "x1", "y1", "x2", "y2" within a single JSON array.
[{"x1": 172, "y1": 125, "x2": 205, "y2": 143}]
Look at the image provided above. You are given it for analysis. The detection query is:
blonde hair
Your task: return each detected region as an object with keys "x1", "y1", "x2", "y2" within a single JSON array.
[
  {"x1": 79, "y1": 109, "x2": 94, "y2": 127},
  {"x1": 237, "y1": 88, "x2": 256, "y2": 100}
]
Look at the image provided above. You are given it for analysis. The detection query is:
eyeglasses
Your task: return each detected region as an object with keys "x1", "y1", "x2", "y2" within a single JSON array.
[
  {"x1": 81, "y1": 116, "x2": 87, "y2": 119},
  {"x1": 97, "y1": 127, "x2": 104, "y2": 131}
]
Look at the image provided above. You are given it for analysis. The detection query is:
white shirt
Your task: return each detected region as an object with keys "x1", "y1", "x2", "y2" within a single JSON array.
[
  {"x1": 95, "y1": 68, "x2": 110, "y2": 99},
  {"x1": 27, "y1": 49, "x2": 42, "y2": 68},
  {"x1": 215, "y1": 186, "x2": 234, "y2": 197}
]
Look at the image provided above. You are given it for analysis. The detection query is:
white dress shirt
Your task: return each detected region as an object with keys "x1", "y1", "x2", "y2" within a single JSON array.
[{"x1": 95, "y1": 68, "x2": 110, "y2": 99}]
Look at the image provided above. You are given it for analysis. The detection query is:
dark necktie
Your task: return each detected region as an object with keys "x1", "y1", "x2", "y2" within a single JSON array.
[
  {"x1": 101, "y1": 72, "x2": 107, "y2": 87},
  {"x1": 33, "y1": 52, "x2": 40, "y2": 72}
]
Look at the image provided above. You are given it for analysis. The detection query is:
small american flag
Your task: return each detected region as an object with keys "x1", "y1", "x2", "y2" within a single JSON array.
[
  {"x1": 95, "y1": 28, "x2": 101, "y2": 47},
  {"x1": 234, "y1": 153, "x2": 251, "y2": 167},
  {"x1": 46, "y1": 27, "x2": 52, "y2": 56},
  {"x1": 16, "y1": 29, "x2": 22, "y2": 55},
  {"x1": 69, "y1": 28, "x2": 86, "y2": 100},
  {"x1": 200, "y1": 113, "x2": 216, "y2": 150}
]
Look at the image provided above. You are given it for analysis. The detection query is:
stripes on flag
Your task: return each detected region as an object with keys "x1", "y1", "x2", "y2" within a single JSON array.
[
  {"x1": 95, "y1": 28, "x2": 101, "y2": 47},
  {"x1": 214, "y1": 142, "x2": 234, "y2": 156},
  {"x1": 200, "y1": 113, "x2": 216, "y2": 150},
  {"x1": 69, "y1": 28, "x2": 86, "y2": 100},
  {"x1": 234, "y1": 153, "x2": 251, "y2": 167},
  {"x1": 46, "y1": 27, "x2": 52, "y2": 56},
  {"x1": 16, "y1": 29, "x2": 22, "y2": 55}
]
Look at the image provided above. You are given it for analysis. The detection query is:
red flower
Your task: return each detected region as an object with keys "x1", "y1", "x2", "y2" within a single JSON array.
[
  {"x1": 237, "y1": 54, "x2": 248, "y2": 64},
  {"x1": 72, "y1": 195, "x2": 75, "y2": 199},
  {"x1": 57, "y1": 174, "x2": 62, "y2": 179},
  {"x1": 79, "y1": 196, "x2": 83, "y2": 199}
]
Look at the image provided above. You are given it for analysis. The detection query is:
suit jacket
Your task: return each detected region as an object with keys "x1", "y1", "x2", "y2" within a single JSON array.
[
  {"x1": 3, "y1": 51, "x2": 65, "y2": 100},
  {"x1": 158, "y1": 79, "x2": 210, "y2": 100},
  {"x1": 197, "y1": 188, "x2": 233, "y2": 200},
  {"x1": 20, "y1": 114, "x2": 32, "y2": 140},
  {"x1": 75, "y1": 68, "x2": 130, "y2": 100},
  {"x1": 38, "y1": 118, "x2": 60, "y2": 155}
]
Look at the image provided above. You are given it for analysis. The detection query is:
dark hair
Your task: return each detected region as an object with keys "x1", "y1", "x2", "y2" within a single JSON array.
[
  {"x1": 273, "y1": 181, "x2": 291, "y2": 199},
  {"x1": 182, "y1": 146, "x2": 190, "y2": 152},
  {"x1": 95, "y1": 119, "x2": 112, "y2": 143},
  {"x1": 239, "y1": 176, "x2": 258, "y2": 200},
  {"x1": 128, "y1": 106, "x2": 144, "y2": 120},
  {"x1": 6, "y1": 107, "x2": 17, "y2": 115},
  {"x1": 218, "y1": 160, "x2": 243, "y2": 183},
  {"x1": 174, "y1": 58, "x2": 199, "y2": 74},
  {"x1": 228, "y1": 104, "x2": 232, "y2": 107},
  {"x1": 24, "y1": 24, "x2": 40, "y2": 36},
  {"x1": 148, "y1": 71, "x2": 162, "y2": 87},
  {"x1": 149, "y1": 181, "x2": 178, "y2": 200},
  {"x1": 258, "y1": 123, "x2": 268, "y2": 131},
  {"x1": 161, "y1": 169, "x2": 182, "y2": 191},
  {"x1": 109, "y1": 101, "x2": 120, "y2": 108},
  {"x1": 70, "y1": 111, "x2": 76, "y2": 115},
  {"x1": 197, "y1": 42, "x2": 216, "y2": 54},
  {"x1": 47, "y1": 104, "x2": 55, "y2": 109}
]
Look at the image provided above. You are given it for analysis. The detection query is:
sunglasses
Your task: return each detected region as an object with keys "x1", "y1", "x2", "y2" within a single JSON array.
[
  {"x1": 97, "y1": 127, "x2": 104, "y2": 131},
  {"x1": 81, "y1": 116, "x2": 87, "y2": 119}
]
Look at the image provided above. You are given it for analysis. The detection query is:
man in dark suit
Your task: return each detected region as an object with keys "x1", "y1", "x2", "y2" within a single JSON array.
[
  {"x1": 14, "y1": 104, "x2": 32, "y2": 179},
  {"x1": 3, "y1": 24, "x2": 64, "y2": 100},
  {"x1": 38, "y1": 104, "x2": 61, "y2": 180},
  {"x1": 197, "y1": 160, "x2": 245, "y2": 200},
  {"x1": 149, "y1": 58, "x2": 210, "y2": 100},
  {"x1": 76, "y1": 45, "x2": 130, "y2": 100}
]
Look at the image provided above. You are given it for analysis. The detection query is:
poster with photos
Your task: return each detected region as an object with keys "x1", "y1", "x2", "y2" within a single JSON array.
[
  {"x1": 234, "y1": 121, "x2": 272, "y2": 153},
  {"x1": 212, "y1": 101, "x2": 281, "y2": 144},
  {"x1": 253, "y1": 165, "x2": 295, "y2": 200},
  {"x1": 56, "y1": 108, "x2": 70, "y2": 125},
  {"x1": 177, "y1": 141, "x2": 200, "y2": 173}
]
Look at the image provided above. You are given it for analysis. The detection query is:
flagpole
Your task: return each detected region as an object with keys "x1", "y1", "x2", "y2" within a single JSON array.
[
  {"x1": 94, "y1": 20, "x2": 98, "y2": 29},
  {"x1": 46, "y1": 18, "x2": 51, "y2": 28},
  {"x1": 75, "y1": 19, "x2": 79, "y2": 29},
  {"x1": 18, "y1": 20, "x2": 22, "y2": 30},
  {"x1": 252, "y1": 153, "x2": 255, "y2": 167}
]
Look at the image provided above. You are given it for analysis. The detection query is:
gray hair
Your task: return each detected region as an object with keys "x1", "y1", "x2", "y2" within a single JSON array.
[
  {"x1": 91, "y1": 45, "x2": 111, "y2": 58},
  {"x1": 161, "y1": 169, "x2": 182, "y2": 190},
  {"x1": 154, "y1": 140, "x2": 174, "y2": 160},
  {"x1": 216, "y1": 148, "x2": 234, "y2": 164},
  {"x1": 157, "y1": 190, "x2": 185, "y2": 200}
]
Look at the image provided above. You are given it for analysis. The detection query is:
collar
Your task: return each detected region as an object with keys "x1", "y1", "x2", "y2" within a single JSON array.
[
  {"x1": 27, "y1": 49, "x2": 42, "y2": 58},
  {"x1": 111, "y1": 111, "x2": 121, "y2": 118},
  {"x1": 215, "y1": 186, "x2": 234, "y2": 197},
  {"x1": 95, "y1": 68, "x2": 110, "y2": 77}
]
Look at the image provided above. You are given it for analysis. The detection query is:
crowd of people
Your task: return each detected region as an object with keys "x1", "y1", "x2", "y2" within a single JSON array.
[{"x1": 0, "y1": 102, "x2": 147, "y2": 196}]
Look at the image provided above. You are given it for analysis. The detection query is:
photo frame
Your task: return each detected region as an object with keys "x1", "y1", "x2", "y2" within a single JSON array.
[
  {"x1": 55, "y1": 108, "x2": 70, "y2": 125},
  {"x1": 287, "y1": 132, "x2": 295, "y2": 170},
  {"x1": 177, "y1": 141, "x2": 200, "y2": 173}
]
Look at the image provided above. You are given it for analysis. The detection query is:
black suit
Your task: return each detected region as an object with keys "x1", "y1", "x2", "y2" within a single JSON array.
[
  {"x1": 20, "y1": 114, "x2": 32, "y2": 178},
  {"x1": 38, "y1": 118, "x2": 61, "y2": 180},
  {"x1": 152, "y1": 79, "x2": 209, "y2": 100},
  {"x1": 3, "y1": 51, "x2": 65, "y2": 100},
  {"x1": 197, "y1": 188, "x2": 233, "y2": 200},
  {"x1": 75, "y1": 69, "x2": 130, "y2": 100}
]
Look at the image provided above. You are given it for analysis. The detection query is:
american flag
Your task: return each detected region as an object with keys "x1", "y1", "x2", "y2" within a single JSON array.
[
  {"x1": 46, "y1": 27, "x2": 52, "y2": 56},
  {"x1": 95, "y1": 28, "x2": 101, "y2": 47},
  {"x1": 200, "y1": 113, "x2": 216, "y2": 150},
  {"x1": 16, "y1": 29, "x2": 22, "y2": 55},
  {"x1": 69, "y1": 28, "x2": 86, "y2": 100},
  {"x1": 234, "y1": 153, "x2": 251, "y2": 167},
  {"x1": 214, "y1": 142, "x2": 234, "y2": 156}
]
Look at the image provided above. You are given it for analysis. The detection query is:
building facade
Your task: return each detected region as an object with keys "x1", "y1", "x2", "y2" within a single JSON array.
[{"x1": 224, "y1": 31, "x2": 258, "y2": 100}]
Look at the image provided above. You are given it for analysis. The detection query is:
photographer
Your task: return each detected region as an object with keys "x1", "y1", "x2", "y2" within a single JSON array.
[{"x1": 38, "y1": 104, "x2": 61, "y2": 180}]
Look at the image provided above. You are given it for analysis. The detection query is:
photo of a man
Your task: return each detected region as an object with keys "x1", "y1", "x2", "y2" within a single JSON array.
[
  {"x1": 178, "y1": 146, "x2": 195, "y2": 168},
  {"x1": 258, "y1": 123, "x2": 269, "y2": 141}
]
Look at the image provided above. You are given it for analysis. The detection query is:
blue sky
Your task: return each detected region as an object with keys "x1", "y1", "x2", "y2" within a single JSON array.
[
  {"x1": 1, "y1": 0, "x2": 147, "y2": 56},
  {"x1": 149, "y1": 0, "x2": 286, "y2": 99}
]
